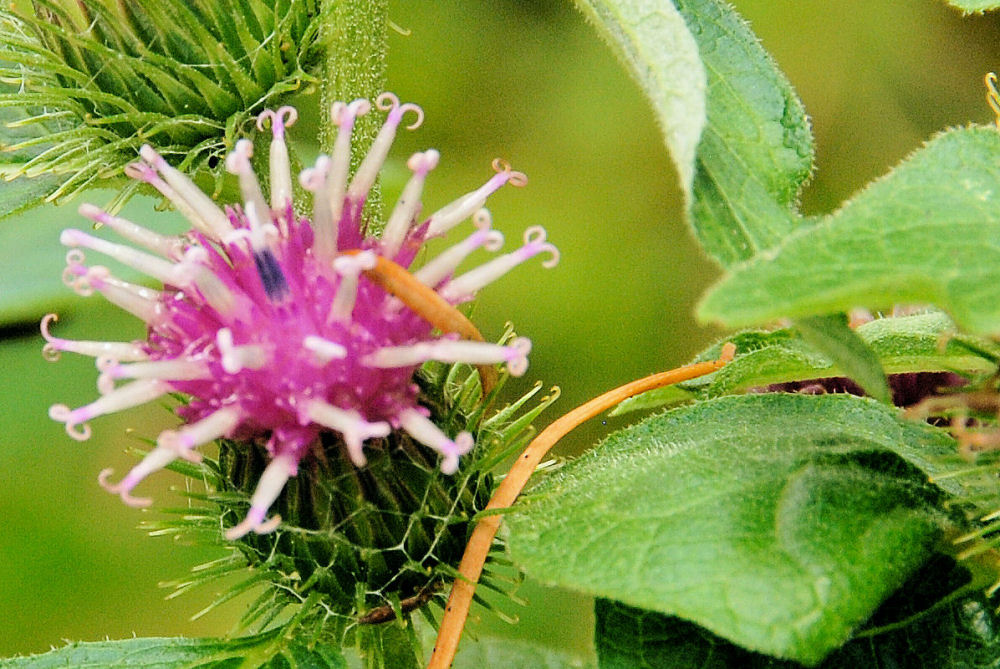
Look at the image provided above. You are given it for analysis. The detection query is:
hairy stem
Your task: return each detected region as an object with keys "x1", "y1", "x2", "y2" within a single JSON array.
[{"x1": 318, "y1": 0, "x2": 389, "y2": 223}]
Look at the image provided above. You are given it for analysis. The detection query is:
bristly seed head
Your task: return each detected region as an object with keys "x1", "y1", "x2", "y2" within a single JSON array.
[{"x1": 44, "y1": 95, "x2": 557, "y2": 540}]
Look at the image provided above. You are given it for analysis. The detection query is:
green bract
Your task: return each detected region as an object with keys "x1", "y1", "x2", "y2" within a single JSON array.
[{"x1": 0, "y1": 0, "x2": 324, "y2": 214}]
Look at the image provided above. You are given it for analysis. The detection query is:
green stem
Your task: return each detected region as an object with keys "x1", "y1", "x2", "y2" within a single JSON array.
[{"x1": 318, "y1": 0, "x2": 389, "y2": 225}]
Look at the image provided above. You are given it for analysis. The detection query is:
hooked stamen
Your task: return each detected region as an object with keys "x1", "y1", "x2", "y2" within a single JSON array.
[
  {"x1": 381, "y1": 150, "x2": 439, "y2": 257},
  {"x1": 440, "y1": 226, "x2": 558, "y2": 303},
  {"x1": 426, "y1": 159, "x2": 527, "y2": 237},
  {"x1": 138, "y1": 145, "x2": 233, "y2": 240},
  {"x1": 300, "y1": 155, "x2": 337, "y2": 262},
  {"x1": 224, "y1": 453, "x2": 297, "y2": 539},
  {"x1": 398, "y1": 408, "x2": 473, "y2": 475},
  {"x1": 414, "y1": 209, "x2": 504, "y2": 287},
  {"x1": 257, "y1": 107, "x2": 298, "y2": 213},
  {"x1": 365, "y1": 336, "x2": 532, "y2": 377},
  {"x1": 302, "y1": 399, "x2": 391, "y2": 466},
  {"x1": 60, "y1": 228, "x2": 178, "y2": 286},
  {"x1": 347, "y1": 94, "x2": 423, "y2": 202},
  {"x1": 78, "y1": 204, "x2": 185, "y2": 260},
  {"x1": 225, "y1": 139, "x2": 269, "y2": 226},
  {"x1": 49, "y1": 378, "x2": 170, "y2": 441},
  {"x1": 323, "y1": 99, "x2": 372, "y2": 255},
  {"x1": 157, "y1": 406, "x2": 242, "y2": 463},
  {"x1": 41, "y1": 314, "x2": 147, "y2": 362},
  {"x1": 96, "y1": 357, "x2": 211, "y2": 395},
  {"x1": 82, "y1": 266, "x2": 167, "y2": 325}
]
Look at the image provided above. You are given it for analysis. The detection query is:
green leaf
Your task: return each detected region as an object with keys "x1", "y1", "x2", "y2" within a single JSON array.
[
  {"x1": 942, "y1": 0, "x2": 1000, "y2": 12},
  {"x1": 594, "y1": 557, "x2": 1000, "y2": 669},
  {"x1": 698, "y1": 126, "x2": 1000, "y2": 335},
  {"x1": 672, "y1": 0, "x2": 814, "y2": 266},
  {"x1": 0, "y1": 172, "x2": 61, "y2": 220},
  {"x1": 506, "y1": 394, "x2": 955, "y2": 666},
  {"x1": 451, "y1": 636, "x2": 596, "y2": 669},
  {"x1": 795, "y1": 313, "x2": 891, "y2": 404},
  {"x1": 572, "y1": 0, "x2": 706, "y2": 196},
  {"x1": 0, "y1": 634, "x2": 347, "y2": 669},
  {"x1": 0, "y1": 191, "x2": 187, "y2": 326},
  {"x1": 613, "y1": 312, "x2": 997, "y2": 415}
]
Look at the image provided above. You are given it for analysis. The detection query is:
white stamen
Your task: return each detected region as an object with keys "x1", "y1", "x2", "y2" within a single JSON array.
[
  {"x1": 326, "y1": 99, "x2": 371, "y2": 248},
  {"x1": 78, "y1": 203, "x2": 185, "y2": 260},
  {"x1": 300, "y1": 155, "x2": 336, "y2": 262},
  {"x1": 439, "y1": 226, "x2": 558, "y2": 302},
  {"x1": 413, "y1": 209, "x2": 504, "y2": 287},
  {"x1": 97, "y1": 358, "x2": 211, "y2": 395},
  {"x1": 174, "y1": 247, "x2": 241, "y2": 318},
  {"x1": 381, "y1": 150, "x2": 439, "y2": 257},
  {"x1": 364, "y1": 337, "x2": 532, "y2": 376},
  {"x1": 302, "y1": 335, "x2": 348, "y2": 364},
  {"x1": 347, "y1": 93, "x2": 423, "y2": 201},
  {"x1": 329, "y1": 251, "x2": 377, "y2": 323},
  {"x1": 84, "y1": 266, "x2": 166, "y2": 325},
  {"x1": 398, "y1": 408, "x2": 473, "y2": 475},
  {"x1": 139, "y1": 145, "x2": 233, "y2": 240},
  {"x1": 224, "y1": 453, "x2": 297, "y2": 539},
  {"x1": 49, "y1": 379, "x2": 169, "y2": 441},
  {"x1": 302, "y1": 399, "x2": 391, "y2": 467},
  {"x1": 40, "y1": 314, "x2": 148, "y2": 362},
  {"x1": 216, "y1": 328, "x2": 268, "y2": 374},
  {"x1": 225, "y1": 139, "x2": 269, "y2": 226},
  {"x1": 157, "y1": 406, "x2": 242, "y2": 461},
  {"x1": 257, "y1": 107, "x2": 297, "y2": 212},
  {"x1": 426, "y1": 159, "x2": 527, "y2": 237},
  {"x1": 60, "y1": 228, "x2": 178, "y2": 286},
  {"x1": 98, "y1": 445, "x2": 178, "y2": 508}
]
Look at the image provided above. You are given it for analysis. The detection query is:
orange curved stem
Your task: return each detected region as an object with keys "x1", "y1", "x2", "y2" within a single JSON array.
[
  {"x1": 427, "y1": 342, "x2": 737, "y2": 668},
  {"x1": 352, "y1": 252, "x2": 498, "y2": 394}
]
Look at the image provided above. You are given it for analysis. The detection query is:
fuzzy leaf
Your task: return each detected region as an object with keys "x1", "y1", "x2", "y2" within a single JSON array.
[
  {"x1": 698, "y1": 127, "x2": 1000, "y2": 335},
  {"x1": 942, "y1": 0, "x2": 1000, "y2": 11},
  {"x1": 0, "y1": 635, "x2": 347, "y2": 669},
  {"x1": 0, "y1": 171, "x2": 61, "y2": 220},
  {"x1": 613, "y1": 312, "x2": 996, "y2": 415},
  {"x1": 451, "y1": 636, "x2": 595, "y2": 669},
  {"x1": 506, "y1": 394, "x2": 955, "y2": 666},
  {"x1": 795, "y1": 313, "x2": 890, "y2": 404},
  {"x1": 672, "y1": 0, "x2": 814, "y2": 266},
  {"x1": 0, "y1": 191, "x2": 187, "y2": 326},
  {"x1": 594, "y1": 563, "x2": 1000, "y2": 669},
  {"x1": 573, "y1": 0, "x2": 706, "y2": 196}
]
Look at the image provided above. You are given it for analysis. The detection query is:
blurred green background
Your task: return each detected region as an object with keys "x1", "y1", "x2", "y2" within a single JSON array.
[{"x1": 2, "y1": 0, "x2": 999, "y2": 659}]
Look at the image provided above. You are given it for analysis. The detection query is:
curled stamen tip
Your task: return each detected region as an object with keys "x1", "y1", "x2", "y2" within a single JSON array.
[
  {"x1": 472, "y1": 208, "x2": 493, "y2": 229},
  {"x1": 256, "y1": 107, "x2": 298, "y2": 135},
  {"x1": 40, "y1": 313, "x2": 58, "y2": 341},
  {"x1": 224, "y1": 512, "x2": 281, "y2": 540},
  {"x1": 42, "y1": 344, "x2": 61, "y2": 362},
  {"x1": 491, "y1": 159, "x2": 529, "y2": 187},
  {"x1": 98, "y1": 469, "x2": 153, "y2": 508}
]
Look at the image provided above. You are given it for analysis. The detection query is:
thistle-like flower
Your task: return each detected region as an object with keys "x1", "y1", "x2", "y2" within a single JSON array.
[{"x1": 44, "y1": 94, "x2": 557, "y2": 540}]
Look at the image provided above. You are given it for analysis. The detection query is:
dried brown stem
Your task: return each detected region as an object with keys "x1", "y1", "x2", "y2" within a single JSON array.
[{"x1": 426, "y1": 343, "x2": 737, "y2": 668}]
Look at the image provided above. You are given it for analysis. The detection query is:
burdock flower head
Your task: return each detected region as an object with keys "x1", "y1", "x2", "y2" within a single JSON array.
[{"x1": 44, "y1": 94, "x2": 558, "y2": 543}]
